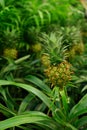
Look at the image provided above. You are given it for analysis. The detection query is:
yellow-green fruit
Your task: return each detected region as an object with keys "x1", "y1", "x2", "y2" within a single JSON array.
[
  {"x1": 41, "y1": 54, "x2": 50, "y2": 67},
  {"x1": 44, "y1": 60, "x2": 73, "y2": 88},
  {"x1": 68, "y1": 48, "x2": 76, "y2": 59},
  {"x1": 3, "y1": 48, "x2": 18, "y2": 59},
  {"x1": 31, "y1": 43, "x2": 42, "y2": 52},
  {"x1": 74, "y1": 42, "x2": 84, "y2": 55}
]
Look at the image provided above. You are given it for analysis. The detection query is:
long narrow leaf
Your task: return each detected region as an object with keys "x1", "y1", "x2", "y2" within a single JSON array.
[
  {"x1": 53, "y1": 109, "x2": 77, "y2": 130},
  {"x1": 0, "y1": 111, "x2": 60, "y2": 130},
  {"x1": 75, "y1": 116, "x2": 87, "y2": 129},
  {"x1": 59, "y1": 89, "x2": 68, "y2": 116},
  {"x1": 25, "y1": 75, "x2": 51, "y2": 94},
  {"x1": 0, "y1": 103, "x2": 16, "y2": 117},
  {"x1": 0, "y1": 0, "x2": 5, "y2": 8},
  {"x1": 18, "y1": 93, "x2": 35, "y2": 114},
  {"x1": 38, "y1": 10, "x2": 44, "y2": 25},
  {"x1": 69, "y1": 94, "x2": 87, "y2": 120},
  {"x1": 81, "y1": 85, "x2": 87, "y2": 92},
  {"x1": 0, "y1": 80, "x2": 54, "y2": 110}
]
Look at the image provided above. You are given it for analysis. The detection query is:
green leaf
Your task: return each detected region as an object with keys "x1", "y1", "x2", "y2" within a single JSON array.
[
  {"x1": 65, "y1": 123, "x2": 77, "y2": 130},
  {"x1": 18, "y1": 93, "x2": 35, "y2": 114},
  {"x1": 25, "y1": 75, "x2": 51, "y2": 94},
  {"x1": 32, "y1": 15, "x2": 40, "y2": 27},
  {"x1": 59, "y1": 89, "x2": 69, "y2": 115},
  {"x1": 0, "y1": 80, "x2": 53, "y2": 110},
  {"x1": 1, "y1": 55, "x2": 30, "y2": 74},
  {"x1": 81, "y1": 85, "x2": 87, "y2": 92},
  {"x1": 0, "y1": 87, "x2": 17, "y2": 111},
  {"x1": 38, "y1": 10, "x2": 44, "y2": 25},
  {"x1": 53, "y1": 109, "x2": 77, "y2": 130},
  {"x1": 53, "y1": 108, "x2": 66, "y2": 125},
  {"x1": 43, "y1": 9, "x2": 51, "y2": 23},
  {"x1": 0, "y1": 103, "x2": 16, "y2": 117},
  {"x1": 75, "y1": 116, "x2": 87, "y2": 129},
  {"x1": 0, "y1": 0, "x2": 5, "y2": 8},
  {"x1": 69, "y1": 94, "x2": 87, "y2": 120},
  {"x1": 15, "y1": 55, "x2": 30, "y2": 64},
  {"x1": 0, "y1": 111, "x2": 60, "y2": 130}
]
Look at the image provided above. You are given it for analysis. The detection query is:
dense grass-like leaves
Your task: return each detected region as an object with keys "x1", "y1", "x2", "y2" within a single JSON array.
[
  {"x1": 25, "y1": 75, "x2": 51, "y2": 94},
  {"x1": 0, "y1": 111, "x2": 60, "y2": 130},
  {"x1": 0, "y1": 80, "x2": 54, "y2": 110},
  {"x1": 69, "y1": 94, "x2": 87, "y2": 120},
  {"x1": 75, "y1": 116, "x2": 87, "y2": 129},
  {"x1": 0, "y1": 103, "x2": 16, "y2": 117},
  {"x1": 18, "y1": 93, "x2": 35, "y2": 114}
]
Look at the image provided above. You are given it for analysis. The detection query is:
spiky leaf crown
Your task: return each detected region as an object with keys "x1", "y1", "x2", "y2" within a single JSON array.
[{"x1": 40, "y1": 32, "x2": 68, "y2": 65}]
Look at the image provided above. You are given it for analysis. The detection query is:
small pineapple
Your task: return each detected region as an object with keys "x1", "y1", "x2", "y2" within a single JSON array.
[
  {"x1": 3, "y1": 48, "x2": 18, "y2": 59},
  {"x1": 67, "y1": 42, "x2": 84, "y2": 60},
  {"x1": 41, "y1": 54, "x2": 51, "y2": 67},
  {"x1": 44, "y1": 60, "x2": 73, "y2": 88},
  {"x1": 68, "y1": 48, "x2": 76, "y2": 59},
  {"x1": 73, "y1": 42, "x2": 84, "y2": 55},
  {"x1": 31, "y1": 42, "x2": 42, "y2": 52}
]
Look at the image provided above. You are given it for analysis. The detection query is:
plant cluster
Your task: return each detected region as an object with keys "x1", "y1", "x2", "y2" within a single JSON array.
[{"x1": 0, "y1": 0, "x2": 87, "y2": 130}]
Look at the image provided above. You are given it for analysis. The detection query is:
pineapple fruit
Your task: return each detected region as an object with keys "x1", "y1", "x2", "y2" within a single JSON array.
[
  {"x1": 44, "y1": 60, "x2": 73, "y2": 88},
  {"x1": 3, "y1": 48, "x2": 18, "y2": 59},
  {"x1": 31, "y1": 43, "x2": 42, "y2": 52},
  {"x1": 41, "y1": 54, "x2": 51, "y2": 67},
  {"x1": 73, "y1": 42, "x2": 84, "y2": 55},
  {"x1": 68, "y1": 42, "x2": 84, "y2": 59}
]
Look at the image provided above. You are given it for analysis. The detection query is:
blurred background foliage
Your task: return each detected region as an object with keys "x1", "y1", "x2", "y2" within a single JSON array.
[{"x1": 0, "y1": 0, "x2": 87, "y2": 129}]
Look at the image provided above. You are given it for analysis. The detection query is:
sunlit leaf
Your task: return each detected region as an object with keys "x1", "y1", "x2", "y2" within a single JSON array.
[
  {"x1": 69, "y1": 94, "x2": 87, "y2": 120},
  {"x1": 25, "y1": 75, "x2": 51, "y2": 94},
  {"x1": 75, "y1": 116, "x2": 87, "y2": 129},
  {"x1": 0, "y1": 111, "x2": 60, "y2": 130},
  {"x1": 0, "y1": 0, "x2": 5, "y2": 8}
]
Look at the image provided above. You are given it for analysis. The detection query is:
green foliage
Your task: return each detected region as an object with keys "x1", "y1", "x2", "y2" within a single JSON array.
[
  {"x1": 0, "y1": 0, "x2": 87, "y2": 130},
  {"x1": 0, "y1": 111, "x2": 60, "y2": 130},
  {"x1": 0, "y1": 79, "x2": 87, "y2": 129},
  {"x1": 40, "y1": 31, "x2": 68, "y2": 64}
]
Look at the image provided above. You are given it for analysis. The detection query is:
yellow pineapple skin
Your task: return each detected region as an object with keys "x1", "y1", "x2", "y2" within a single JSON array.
[
  {"x1": 3, "y1": 48, "x2": 18, "y2": 59},
  {"x1": 68, "y1": 48, "x2": 76, "y2": 59},
  {"x1": 74, "y1": 42, "x2": 84, "y2": 55},
  {"x1": 68, "y1": 42, "x2": 84, "y2": 60},
  {"x1": 41, "y1": 54, "x2": 51, "y2": 67},
  {"x1": 44, "y1": 60, "x2": 73, "y2": 88},
  {"x1": 31, "y1": 43, "x2": 42, "y2": 52}
]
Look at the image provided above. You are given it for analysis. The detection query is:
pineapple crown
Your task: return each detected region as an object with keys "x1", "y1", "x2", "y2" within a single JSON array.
[
  {"x1": 61, "y1": 26, "x2": 82, "y2": 48},
  {"x1": 2, "y1": 26, "x2": 20, "y2": 49},
  {"x1": 39, "y1": 31, "x2": 68, "y2": 65}
]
